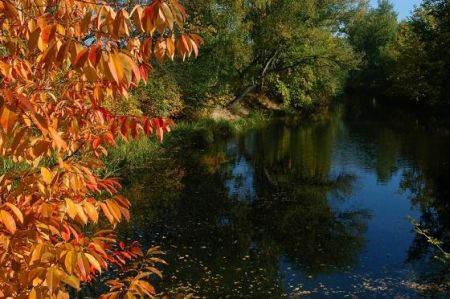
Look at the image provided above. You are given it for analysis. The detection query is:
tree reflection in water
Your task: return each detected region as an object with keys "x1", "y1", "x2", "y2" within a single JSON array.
[
  {"x1": 113, "y1": 111, "x2": 370, "y2": 298},
  {"x1": 82, "y1": 102, "x2": 450, "y2": 298}
]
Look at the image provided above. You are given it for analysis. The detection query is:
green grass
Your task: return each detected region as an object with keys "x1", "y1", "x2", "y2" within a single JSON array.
[
  {"x1": 103, "y1": 135, "x2": 162, "y2": 176},
  {"x1": 165, "y1": 112, "x2": 267, "y2": 147},
  {"x1": 0, "y1": 158, "x2": 29, "y2": 176},
  {"x1": 104, "y1": 112, "x2": 268, "y2": 173}
]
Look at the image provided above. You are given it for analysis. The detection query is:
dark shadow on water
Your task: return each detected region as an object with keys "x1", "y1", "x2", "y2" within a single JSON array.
[{"x1": 81, "y1": 100, "x2": 450, "y2": 298}]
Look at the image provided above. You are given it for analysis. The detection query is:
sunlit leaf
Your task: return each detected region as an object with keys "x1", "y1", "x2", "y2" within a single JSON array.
[{"x1": 0, "y1": 210, "x2": 16, "y2": 234}]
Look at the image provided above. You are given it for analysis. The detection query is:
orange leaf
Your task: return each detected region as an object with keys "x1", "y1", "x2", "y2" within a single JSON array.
[
  {"x1": 0, "y1": 106, "x2": 17, "y2": 133},
  {"x1": 74, "y1": 48, "x2": 89, "y2": 68},
  {"x1": 29, "y1": 288, "x2": 37, "y2": 299},
  {"x1": 106, "y1": 200, "x2": 122, "y2": 222},
  {"x1": 142, "y1": 6, "x2": 156, "y2": 33},
  {"x1": 1, "y1": 210, "x2": 17, "y2": 234},
  {"x1": 108, "y1": 53, "x2": 123, "y2": 84},
  {"x1": 41, "y1": 25, "x2": 56, "y2": 49},
  {"x1": 48, "y1": 127, "x2": 67, "y2": 150},
  {"x1": 141, "y1": 38, "x2": 152, "y2": 60},
  {"x1": 131, "y1": 5, "x2": 144, "y2": 32},
  {"x1": 166, "y1": 37, "x2": 175, "y2": 60},
  {"x1": 77, "y1": 253, "x2": 87, "y2": 280},
  {"x1": 100, "y1": 202, "x2": 115, "y2": 224},
  {"x1": 160, "y1": 2, "x2": 174, "y2": 30}
]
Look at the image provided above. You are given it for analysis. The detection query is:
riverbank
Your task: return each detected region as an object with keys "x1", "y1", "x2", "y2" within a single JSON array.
[
  {"x1": 103, "y1": 110, "x2": 269, "y2": 175},
  {"x1": 104, "y1": 98, "x2": 341, "y2": 176}
]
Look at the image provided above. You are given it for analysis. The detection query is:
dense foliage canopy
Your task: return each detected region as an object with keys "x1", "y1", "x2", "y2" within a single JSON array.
[
  {"x1": 134, "y1": 0, "x2": 363, "y2": 115},
  {"x1": 348, "y1": 0, "x2": 450, "y2": 107},
  {"x1": 390, "y1": 0, "x2": 450, "y2": 106},
  {"x1": 0, "y1": 0, "x2": 200, "y2": 298}
]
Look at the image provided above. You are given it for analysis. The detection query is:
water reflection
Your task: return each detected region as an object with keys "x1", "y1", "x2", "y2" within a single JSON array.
[{"x1": 117, "y1": 103, "x2": 449, "y2": 298}]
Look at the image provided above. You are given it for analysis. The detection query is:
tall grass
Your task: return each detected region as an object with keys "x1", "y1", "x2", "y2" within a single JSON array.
[{"x1": 104, "y1": 112, "x2": 268, "y2": 173}]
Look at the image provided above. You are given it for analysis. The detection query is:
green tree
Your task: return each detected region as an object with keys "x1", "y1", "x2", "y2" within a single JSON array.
[
  {"x1": 389, "y1": 0, "x2": 450, "y2": 106},
  {"x1": 134, "y1": 0, "x2": 362, "y2": 115},
  {"x1": 346, "y1": 0, "x2": 398, "y2": 91},
  {"x1": 229, "y1": 0, "x2": 360, "y2": 109}
]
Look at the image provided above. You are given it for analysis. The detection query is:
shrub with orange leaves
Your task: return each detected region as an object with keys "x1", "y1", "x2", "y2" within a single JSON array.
[{"x1": 0, "y1": 0, "x2": 201, "y2": 298}]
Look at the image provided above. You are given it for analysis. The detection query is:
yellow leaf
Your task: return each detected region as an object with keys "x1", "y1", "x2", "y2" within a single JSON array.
[
  {"x1": 119, "y1": 53, "x2": 139, "y2": 85},
  {"x1": 0, "y1": 61, "x2": 10, "y2": 77},
  {"x1": 75, "y1": 203, "x2": 88, "y2": 225},
  {"x1": 65, "y1": 198, "x2": 78, "y2": 219},
  {"x1": 30, "y1": 244, "x2": 43, "y2": 265},
  {"x1": 84, "y1": 201, "x2": 98, "y2": 223},
  {"x1": 61, "y1": 274, "x2": 80, "y2": 290},
  {"x1": 85, "y1": 253, "x2": 102, "y2": 273},
  {"x1": 5, "y1": 203, "x2": 24, "y2": 223},
  {"x1": 65, "y1": 251, "x2": 75, "y2": 274},
  {"x1": 46, "y1": 267, "x2": 60, "y2": 293},
  {"x1": 40, "y1": 167, "x2": 53, "y2": 184}
]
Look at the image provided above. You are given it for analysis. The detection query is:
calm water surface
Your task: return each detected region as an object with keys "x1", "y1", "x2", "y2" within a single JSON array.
[{"x1": 121, "y1": 104, "x2": 450, "y2": 298}]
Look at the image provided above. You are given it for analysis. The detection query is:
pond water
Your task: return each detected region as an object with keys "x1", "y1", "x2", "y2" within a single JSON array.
[{"x1": 120, "y1": 103, "x2": 450, "y2": 298}]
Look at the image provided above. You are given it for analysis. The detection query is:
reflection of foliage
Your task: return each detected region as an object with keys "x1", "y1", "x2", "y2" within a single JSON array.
[
  {"x1": 99, "y1": 103, "x2": 450, "y2": 297},
  {"x1": 400, "y1": 167, "x2": 450, "y2": 265},
  {"x1": 384, "y1": 106, "x2": 450, "y2": 296},
  {"x1": 117, "y1": 111, "x2": 369, "y2": 296},
  {"x1": 400, "y1": 170, "x2": 450, "y2": 296},
  {"x1": 200, "y1": 151, "x2": 228, "y2": 174},
  {"x1": 412, "y1": 220, "x2": 449, "y2": 263},
  {"x1": 406, "y1": 219, "x2": 450, "y2": 297},
  {"x1": 253, "y1": 186, "x2": 369, "y2": 276}
]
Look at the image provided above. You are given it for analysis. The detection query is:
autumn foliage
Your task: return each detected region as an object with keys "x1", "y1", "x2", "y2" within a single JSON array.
[{"x1": 0, "y1": 0, "x2": 201, "y2": 298}]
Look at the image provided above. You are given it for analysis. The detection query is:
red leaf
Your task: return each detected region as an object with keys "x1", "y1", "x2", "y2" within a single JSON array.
[{"x1": 88, "y1": 44, "x2": 102, "y2": 66}]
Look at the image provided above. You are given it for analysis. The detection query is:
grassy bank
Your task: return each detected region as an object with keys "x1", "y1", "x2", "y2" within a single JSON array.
[{"x1": 104, "y1": 112, "x2": 268, "y2": 174}]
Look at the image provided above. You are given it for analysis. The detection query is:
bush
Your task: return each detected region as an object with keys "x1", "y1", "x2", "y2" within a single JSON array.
[{"x1": 133, "y1": 68, "x2": 184, "y2": 118}]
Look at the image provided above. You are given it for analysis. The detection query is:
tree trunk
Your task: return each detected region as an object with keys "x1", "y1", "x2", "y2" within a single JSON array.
[
  {"x1": 227, "y1": 49, "x2": 281, "y2": 108},
  {"x1": 227, "y1": 85, "x2": 258, "y2": 108}
]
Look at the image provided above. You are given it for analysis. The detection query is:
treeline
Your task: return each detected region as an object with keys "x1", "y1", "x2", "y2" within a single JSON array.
[
  {"x1": 122, "y1": 0, "x2": 450, "y2": 119},
  {"x1": 122, "y1": 0, "x2": 363, "y2": 117},
  {"x1": 347, "y1": 0, "x2": 450, "y2": 107}
]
